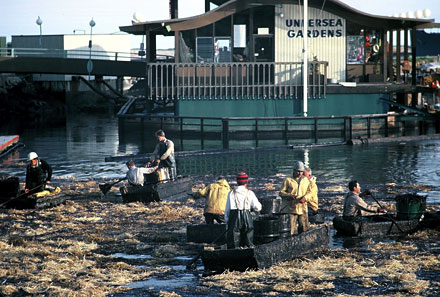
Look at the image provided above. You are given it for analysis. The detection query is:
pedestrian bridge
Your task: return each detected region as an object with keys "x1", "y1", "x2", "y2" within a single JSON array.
[{"x1": 0, "y1": 48, "x2": 152, "y2": 77}]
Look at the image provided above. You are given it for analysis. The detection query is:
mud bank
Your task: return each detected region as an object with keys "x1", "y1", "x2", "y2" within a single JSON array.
[{"x1": 0, "y1": 175, "x2": 439, "y2": 297}]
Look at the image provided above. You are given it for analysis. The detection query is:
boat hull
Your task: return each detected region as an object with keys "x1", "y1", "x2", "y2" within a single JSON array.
[
  {"x1": 120, "y1": 176, "x2": 193, "y2": 203},
  {"x1": 201, "y1": 225, "x2": 330, "y2": 271},
  {"x1": 333, "y1": 215, "x2": 420, "y2": 237}
]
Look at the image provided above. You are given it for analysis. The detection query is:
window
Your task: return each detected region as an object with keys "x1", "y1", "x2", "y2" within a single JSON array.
[
  {"x1": 347, "y1": 35, "x2": 364, "y2": 64},
  {"x1": 196, "y1": 37, "x2": 214, "y2": 63}
]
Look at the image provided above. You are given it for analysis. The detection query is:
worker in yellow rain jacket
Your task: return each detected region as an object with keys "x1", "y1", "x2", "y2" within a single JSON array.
[
  {"x1": 303, "y1": 167, "x2": 319, "y2": 214},
  {"x1": 279, "y1": 161, "x2": 310, "y2": 235},
  {"x1": 195, "y1": 176, "x2": 230, "y2": 224}
]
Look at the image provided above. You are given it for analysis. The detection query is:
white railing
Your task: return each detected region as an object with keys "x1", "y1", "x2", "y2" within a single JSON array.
[{"x1": 147, "y1": 61, "x2": 328, "y2": 100}]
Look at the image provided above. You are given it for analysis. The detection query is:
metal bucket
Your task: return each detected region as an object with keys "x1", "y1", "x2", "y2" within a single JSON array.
[
  {"x1": 260, "y1": 196, "x2": 281, "y2": 214},
  {"x1": 395, "y1": 194, "x2": 427, "y2": 220},
  {"x1": 275, "y1": 213, "x2": 291, "y2": 238},
  {"x1": 254, "y1": 215, "x2": 280, "y2": 244}
]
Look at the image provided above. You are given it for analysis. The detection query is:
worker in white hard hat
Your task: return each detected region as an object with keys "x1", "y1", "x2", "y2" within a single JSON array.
[{"x1": 25, "y1": 152, "x2": 52, "y2": 195}]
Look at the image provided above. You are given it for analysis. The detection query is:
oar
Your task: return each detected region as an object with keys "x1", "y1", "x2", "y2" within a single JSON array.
[
  {"x1": 99, "y1": 177, "x2": 126, "y2": 195},
  {"x1": 186, "y1": 227, "x2": 229, "y2": 270},
  {"x1": 0, "y1": 184, "x2": 45, "y2": 208},
  {"x1": 369, "y1": 193, "x2": 405, "y2": 233}
]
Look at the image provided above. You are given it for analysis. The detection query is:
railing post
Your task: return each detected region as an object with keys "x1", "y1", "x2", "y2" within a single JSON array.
[
  {"x1": 180, "y1": 117, "x2": 184, "y2": 148},
  {"x1": 222, "y1": 119, "x2": 229, "y2": 149},
  {"x1": 367, "y1": 117, "x2": 371, "y2": 138},
  {"x1": 284, "y1": 119, "x2": 288, "y2": 145},
  {"x1": 349, "y1": 117, "x2": 353, "y2": 141},
  {"x1": 115, "y1": 52, "x2": 118, "y2": 61},
  {"x1": 384, "y1": 116, "x2": 389, "y2": 137},
  {"x1": 344, "y1": 118, "x2": 347, "y2": 142},
  {"x1": 200, "y1": 118, "x2": 204, "y2": 150},
  {"x1": 314, "y1": 118, "x2": 318, "y2": 144},
  {"x1": 255, "y1": 119, "x2": 259, "y2": 147}
]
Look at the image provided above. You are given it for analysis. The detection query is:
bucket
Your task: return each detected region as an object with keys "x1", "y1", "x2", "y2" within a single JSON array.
[
  {"x1": 254, "y1": 215, "x2": 280, "y2": 244},
  {"x1": 275, "y1": 213, "x2": 291, "y2": 238},
  {"x1": 259, "y1": 196, "x2": 281, "y2": 214},
  {"x1": 395, "y1": 194, "x2": 427, "y2": 220}
]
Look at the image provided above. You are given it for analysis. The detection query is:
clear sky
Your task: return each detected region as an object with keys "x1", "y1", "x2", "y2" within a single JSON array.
[{"x1": 0, "y1": 0, "x2": 438, "y2": 49}]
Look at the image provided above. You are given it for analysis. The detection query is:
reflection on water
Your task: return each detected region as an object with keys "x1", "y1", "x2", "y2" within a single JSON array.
[{"x1": 1, "y1": 113, "x2": 440, "y2": 202}]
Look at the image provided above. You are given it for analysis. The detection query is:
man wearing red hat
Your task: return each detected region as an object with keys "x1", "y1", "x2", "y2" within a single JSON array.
[{"x1": 224, "y1": 172, "x2": 262, "y2": 249}]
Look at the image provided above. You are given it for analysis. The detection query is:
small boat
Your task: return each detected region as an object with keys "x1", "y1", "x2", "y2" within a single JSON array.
[
  {"x1": 332, "y1": 215, "x2": 421, "y2": 237},
  {"x1": 120, "y1": 176, "x2": 193, "y2": 203},
  {"x1": 187, "y1": 223, "x2": 227, "y2": 245},
  {"x1": 201, "y1": 225, "x2": 330, "y2": 272},
  {"x1": 0, "y1": 135, "x2": 23, "y2": 159}
]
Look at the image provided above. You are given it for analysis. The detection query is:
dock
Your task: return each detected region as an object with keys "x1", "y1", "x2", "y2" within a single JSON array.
[{"x1": 0, "y1": 135, "x2": 22, "y2": 158}]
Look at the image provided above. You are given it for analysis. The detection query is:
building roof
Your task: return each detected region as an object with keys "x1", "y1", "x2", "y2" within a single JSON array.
[{"x1": 120, "y1": 0, "x2": 436, "y2": 35}]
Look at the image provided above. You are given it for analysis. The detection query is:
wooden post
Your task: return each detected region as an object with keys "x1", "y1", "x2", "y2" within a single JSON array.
[
  {"x1": 255, "y1": 119, "x2": 259, "y2": 147},
  {"x1": 384, "y1": 116, "x2": 389, "y2": 137},
  {"x1": 367, "y1": 117, "x2": 371, "y2": 138},
  {"x1": 388, "y1": 30, "x2": 394, "y2": 82},
  {"x1": 180, "y1": 117, "x2": 183, "y2": 148},
  {"x1": 314, "y1": 118, "x2": 318, "y2": 144},
  {"x1": 200, "y1": 118, "x2": 204, "y2": 150},
  {"x1": 382, "y1": 30, "x2": 388, "y2": 82},
  {"x1": 222, "y1": 119, "x2": 229, "y2": 149},
  {"x1": 396, "y1": 29, "x2": 401, "y2": 83}
]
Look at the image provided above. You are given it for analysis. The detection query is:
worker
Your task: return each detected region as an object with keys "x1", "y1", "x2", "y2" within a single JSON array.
[
  {"x1": 225, "y1": 172, "x2": 262, "y2": 249},
  {"x1": 125, "y1": 160, "x2": 158, "y2": 187},
  {"x1": 303, "y1": 167, "x2": 319, "y2": 214},
  {"x1": 343, "y1": 180, "x2": 386, "y2": 219},
  {"x1": 149, "y1": 130, "x2": 176, "y2": 181},
  {"x1": 279, "y1": 161, "x2": 310, "y2": 235},
  {"x1": 194, "y1": 176, "x2": 230, "y2": 224},
  {"x1": 25, "y1": 152, "x2": 52, "y2": 195}
]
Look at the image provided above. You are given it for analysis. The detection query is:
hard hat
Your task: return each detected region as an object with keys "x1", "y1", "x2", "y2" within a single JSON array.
[
  {"x1": 28, "y1": 152, "x2": 38, "y2": 161},
  {"x1": 293, "y1": 161, "x2": 305, "y2": 172}
]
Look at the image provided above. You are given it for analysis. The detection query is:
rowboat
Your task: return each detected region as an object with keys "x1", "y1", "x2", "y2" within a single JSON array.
[
  {"x1": 120, "y1": 176, "x2": 193, "y2": 203},
  {"x1": 201, "y1": 225, "x2": 330, "y2": 272},
  {"x1": 0, "y1": 173, "x2": 66, "y2": 210},
  {"x1": 332, "y1": 215, "x2": 421, "y2": 237}
]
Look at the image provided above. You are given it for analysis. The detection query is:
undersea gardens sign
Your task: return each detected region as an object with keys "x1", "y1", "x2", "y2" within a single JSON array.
[{"x1": 285, "y1": 18, "x2": 343, "y2": 38}]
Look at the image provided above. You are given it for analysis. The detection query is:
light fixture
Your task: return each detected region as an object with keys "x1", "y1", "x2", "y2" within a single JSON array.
[
  {"x1": 423, "y1": 8, "x2": 431, "y2": 18},
  {"x1": 36, "y1": 16, "x2": 43, "y2": 48}
]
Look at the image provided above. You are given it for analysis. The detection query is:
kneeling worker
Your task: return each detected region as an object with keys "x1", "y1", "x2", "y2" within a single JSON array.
[
  {"x1": 225, "y1": 172, "x2": 262, "y2": 249},
  {"x1": 25, "y1": 152, "x2": 52, "y2": 195},
  {"x1": 126, "y1": 160, "x2": 158, "y2": 187},
  {"x1": 343, "y1": 180, "x2": 386, "y2": 219},
  {"x1": 195, "y1": 176, "x2": 230, "y2": 224}
]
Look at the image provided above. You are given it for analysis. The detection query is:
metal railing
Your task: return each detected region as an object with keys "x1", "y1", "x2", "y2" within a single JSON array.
[
  {"x1": 147, "y1": 61, "x2": 328, "y2": 100},
  {"x1": 0, "y1": 47, "x2": 142, "y2": 62},
  {"x1": 118, "y1": 113, "x2": 439, "y2": 150}
]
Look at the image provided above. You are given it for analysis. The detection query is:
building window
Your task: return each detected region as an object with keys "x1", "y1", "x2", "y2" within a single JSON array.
[
  {"x1": 215, "y1": 37, "x2": 231, "y2": 62},
  {"x1": 347, "y1": 35, "x2": 364, "y2": 64},
  {"x1": 196, "y1": 37, "x2": 214, "y2": 63}
]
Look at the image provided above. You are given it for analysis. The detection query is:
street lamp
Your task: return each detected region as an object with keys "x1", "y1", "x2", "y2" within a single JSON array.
[
  {"x1": 36, "y1": 16, "x2": 43, "y2": 48},
  {"x1": 87, "y1": 18, "x2": 96, "y2": 78}
]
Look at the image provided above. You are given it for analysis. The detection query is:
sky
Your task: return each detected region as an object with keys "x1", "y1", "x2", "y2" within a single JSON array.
[{"x1": 0, "y1": 0, "x2": 438, "y2": 49}]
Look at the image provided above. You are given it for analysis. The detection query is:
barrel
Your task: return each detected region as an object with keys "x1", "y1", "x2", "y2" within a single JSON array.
[
  {"x1": 0, "y1": 174, "x2": 19, "y2": 199},
  {"x1": 254, "y1": 215, "x2": 280, "y2": 244},
  {"x1": 276, "y1": 213, "x2": 291, "y2": 238},
  {"x1": 395, "y1": 194, "x2": 427, "y2": 220},
  {"x1": 259, "y1": 196, "x2": 281, "y2": 214}
]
